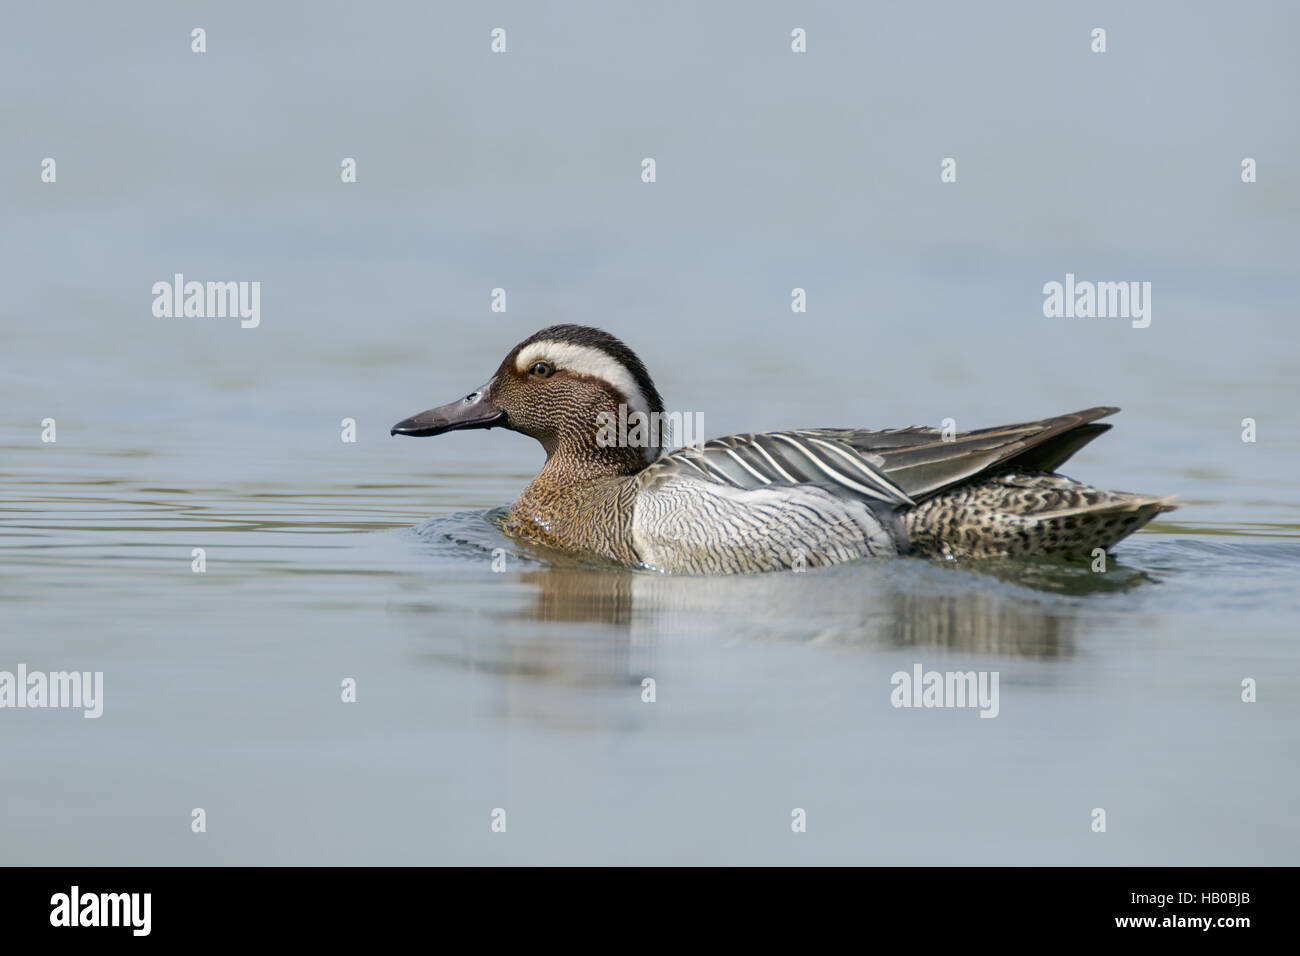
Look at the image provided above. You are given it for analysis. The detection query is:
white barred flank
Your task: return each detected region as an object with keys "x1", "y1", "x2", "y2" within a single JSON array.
[
  {"x1": 630, "y1": 430, "x2": 910, "y2": 571},
  {"x1": 631, "y1": 477, "x2": 900, "y2": 574}
]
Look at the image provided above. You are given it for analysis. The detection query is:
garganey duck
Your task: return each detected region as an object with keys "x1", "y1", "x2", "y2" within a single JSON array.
[{"x1": 392, "y1": 325, "x2": 1177, "y2": 574}]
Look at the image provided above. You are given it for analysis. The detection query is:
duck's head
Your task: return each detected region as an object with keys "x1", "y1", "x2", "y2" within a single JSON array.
[{"x1": 391, "y1": 324, "x2": 666, "y2": 476}]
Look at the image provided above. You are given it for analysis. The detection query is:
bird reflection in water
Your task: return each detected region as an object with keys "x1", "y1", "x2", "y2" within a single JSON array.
[{"x1": 394, "y1": 530, "x2": 1155, "y2": 711}]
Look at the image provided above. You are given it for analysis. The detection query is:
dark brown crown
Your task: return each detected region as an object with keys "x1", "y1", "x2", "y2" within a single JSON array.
[{"x1": 515, "y1": 325, "x2": 665, "y2": 416}]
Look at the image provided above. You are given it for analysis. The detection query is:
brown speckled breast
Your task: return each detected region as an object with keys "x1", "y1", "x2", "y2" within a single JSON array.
[{"x1": 506, "y1": 474, "x2": 643, "y2": 566}]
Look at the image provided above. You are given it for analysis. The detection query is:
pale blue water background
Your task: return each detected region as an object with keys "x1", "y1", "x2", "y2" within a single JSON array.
[{"x1": 1, "y1": 1, "x2": 1297, "y2": 864}]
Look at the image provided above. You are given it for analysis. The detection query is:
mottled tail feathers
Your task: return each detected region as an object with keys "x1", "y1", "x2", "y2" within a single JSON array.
[{"x1": 903, "y1": 474, "x2": 1178, "y2": 559}]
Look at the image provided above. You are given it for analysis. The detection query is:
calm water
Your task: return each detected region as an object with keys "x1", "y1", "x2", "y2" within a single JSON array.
[{"x1": 2, "y1": 1, "x2": 1298, "y2": 864}]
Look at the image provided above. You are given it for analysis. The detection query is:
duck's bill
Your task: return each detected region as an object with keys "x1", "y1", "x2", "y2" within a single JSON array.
[{"x1": 390, "y1": 387, "x2": 505, "y2": 437}]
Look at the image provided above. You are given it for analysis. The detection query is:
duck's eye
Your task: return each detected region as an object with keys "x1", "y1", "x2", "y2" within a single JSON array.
[{"x1": 529, "y1": 362, "x2": 554, "y2": 378}]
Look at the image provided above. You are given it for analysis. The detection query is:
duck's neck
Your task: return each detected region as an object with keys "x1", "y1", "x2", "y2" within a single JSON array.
[
  {"x1": 507, "y1": 440, "x2": 648, "y2": 564},
  {"x1": 537, "y1": 433, "x2": 652, "y2": 483}
]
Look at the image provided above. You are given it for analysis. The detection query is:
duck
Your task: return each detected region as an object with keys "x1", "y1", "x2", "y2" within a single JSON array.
[{"x1": 392, "y1": 324, "x2": 1177, "y2": 574}]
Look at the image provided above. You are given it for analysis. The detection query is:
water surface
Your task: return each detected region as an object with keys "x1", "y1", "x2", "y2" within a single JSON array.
[{"x1": 2, "y1": 0, "x2": 1298, "y2": 865}]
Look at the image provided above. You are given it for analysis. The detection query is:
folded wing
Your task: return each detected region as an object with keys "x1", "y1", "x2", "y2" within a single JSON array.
[{"x1": 641, "y1": 406, "x2": 1119, "y2": 506}]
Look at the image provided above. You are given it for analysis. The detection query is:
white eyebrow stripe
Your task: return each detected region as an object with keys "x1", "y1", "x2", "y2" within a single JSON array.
[
  {"x1": 516, "y1": 341, "x2": 649, "y2": 413},
  {"x1": 515, "y1": 339, "x2": 658, "y2": 462}
]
